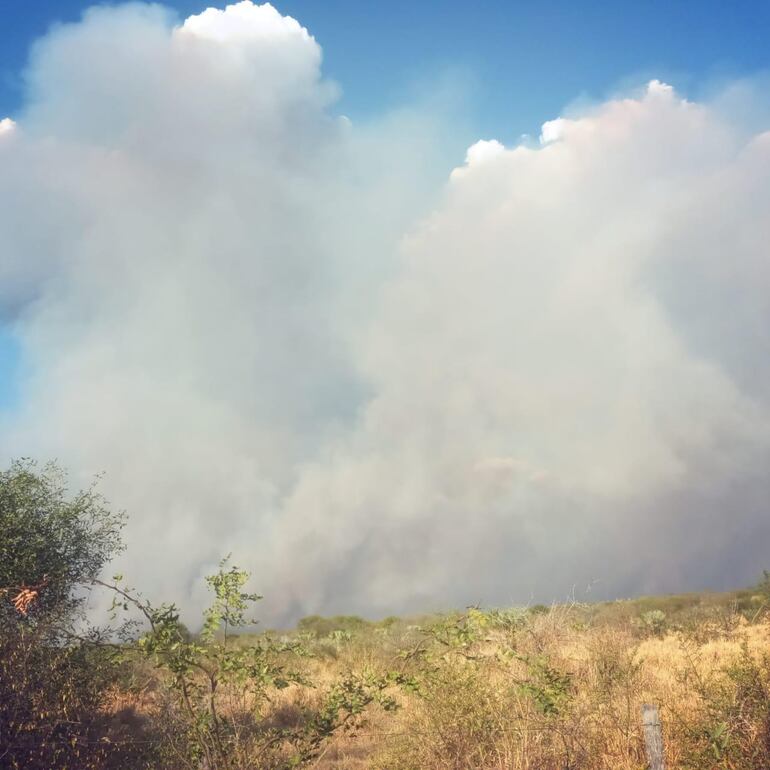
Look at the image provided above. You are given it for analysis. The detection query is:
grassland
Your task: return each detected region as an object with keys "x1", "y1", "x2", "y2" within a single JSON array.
[
  {"x1": 103, "y1": 583, "x2": 770, "y2": 769},
  {"x1": 6, "y1": 463, "x2": 768, "y2": 769}
]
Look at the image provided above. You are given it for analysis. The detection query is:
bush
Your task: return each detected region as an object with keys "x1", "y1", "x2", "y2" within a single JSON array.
[
  {"x1": 0, "y1": 459, "x2": 124, "y2": 628},
  {"x1": 673, "y1": 639, "x2": 770, "y2": 769},
  {"x1": 108, "y1": 558, "x2": 398, "y2": 770},
  {"x1": 0, "y1": 460, "x2": 130, "y2": 769},
  {"x1": 296, "y1": 614, "x2": 369, "y2": 638},
  {"x1": 639, "y1": 609, "x2": 667, "y2": 636}
]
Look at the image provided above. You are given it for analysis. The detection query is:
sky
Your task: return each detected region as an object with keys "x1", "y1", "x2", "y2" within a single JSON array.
[
  {"x1": 3, "y1": 1, "x2": 770, "y2": 136},
  {"x1": 1, "y1": 1, "x2": 770, "y2": 624},
  {"x1": 2, "y1": 0, "x2": 770, "y2": 411}
]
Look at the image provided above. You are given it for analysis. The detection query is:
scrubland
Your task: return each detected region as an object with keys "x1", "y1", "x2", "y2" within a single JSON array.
[
  {"x1": 4, "y1": 461, "x2": 770, "y2": 769},
  {"x1": 99, "y1": 588, "x2": 770, "y2": 770}
]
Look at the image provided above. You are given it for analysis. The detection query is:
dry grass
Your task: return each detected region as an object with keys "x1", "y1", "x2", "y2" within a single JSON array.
[
  {"x1": 296, "y1": 607, "x2": 770, "y2": 769},
  {"x1": 103, "y1": 595, "x2": 770, "y2": 769}
]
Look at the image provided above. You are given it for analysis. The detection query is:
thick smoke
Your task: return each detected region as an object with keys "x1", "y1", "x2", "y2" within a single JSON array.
[{"x1": 1, "y1": 3, "x2": 769, "y2": 623}]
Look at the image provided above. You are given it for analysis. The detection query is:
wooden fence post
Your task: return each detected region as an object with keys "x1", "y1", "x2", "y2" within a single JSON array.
[{"x1": 642, "y1": 703, "x2": 666, "y2": 770}]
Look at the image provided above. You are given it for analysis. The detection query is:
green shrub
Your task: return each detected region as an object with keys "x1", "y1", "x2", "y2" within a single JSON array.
[
  {"x1": 0, "y1": 459, "x2": 124, "y2": 627},
  {"x1": 639, "y1": 609, "x2": 667, "y2": 636},
  {"x1": 296, "y1": 614, "x2": 369, "y2": 638},
  {"x1": 109, "y1": 559, "x2": 396, "y2": 770},
  {"x1": 0, "y1": 461, "x2": 136, "y2": 769}
]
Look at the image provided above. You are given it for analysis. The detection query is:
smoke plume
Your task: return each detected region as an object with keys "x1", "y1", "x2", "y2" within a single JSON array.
[{"x1": 2, "y1": 3, "x2": 769, "y2": 623}]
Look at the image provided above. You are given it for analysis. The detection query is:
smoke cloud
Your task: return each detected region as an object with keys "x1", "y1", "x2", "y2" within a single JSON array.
[{"x1": 1, "y1": 2, "x2": 769, "y2": 623}]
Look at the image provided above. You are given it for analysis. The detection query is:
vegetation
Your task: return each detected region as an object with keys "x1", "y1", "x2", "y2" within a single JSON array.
[
  {"x1": 2, "y1": 460, "x2": 770, "y2": 769},
  {"x1": 0, "y1": 459, "x2": 124, "y2": 627},
  {"x1": 0, "y1": 460, "x2": 127, "y2": 769},
  {"x1": 102, "y1": 559, "x2": 398, "y2": 769}
]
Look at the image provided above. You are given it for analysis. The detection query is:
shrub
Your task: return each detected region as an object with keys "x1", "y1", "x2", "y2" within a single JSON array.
[
  {"x1": 673, "y1": 639, "x2": 770, "y2": 769},
  {"x1": 296, "y1": 614, "x2": 369, "y2": 638},
  {"x1": 0, "y1": 459, "x2": 124, "y2": 628},
  {"x1": 0, "y1": 460, "x2": 130, "y2": 769},
  {"x1": 108, "y1": 559, "x2": 397, "y2": 770},
  {"x1": 639, "y1": 609, "x2": 667, "y2": 636}
]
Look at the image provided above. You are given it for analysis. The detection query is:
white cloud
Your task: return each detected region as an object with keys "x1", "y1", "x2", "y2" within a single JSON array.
[
  {"x1": 647, "y1": 78, "x2": 675, "y2": 97},
  {"x1": 0, "y1": 118, "x2": 15, "y2": 135},
  {"x1": 539, "y1": 116, "x2": 568, "y2": 144},
  {"x1": 465, "y1": 138, "x2": 505, "y2": 164},
  {"x1": 1, "y1": 0, "x2": 770, "y2": 624},
  {"x1": 450, "y1": 138, "x2": 505, "y2": 180},
  {"x1": 178, "y1": 1, "x2": 311, "y2": 44}
]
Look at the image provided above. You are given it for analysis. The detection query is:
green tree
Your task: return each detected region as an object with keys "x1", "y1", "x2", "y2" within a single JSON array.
[
  {"x1": 0, "y1": 459, "x2": 124, "y2": 627},
  {"x1": 0, "y1": 460, "x2": 129, "y2": 770},
  {"x1": 106, "y1": 558, "x2": 398, "y2": 769}
]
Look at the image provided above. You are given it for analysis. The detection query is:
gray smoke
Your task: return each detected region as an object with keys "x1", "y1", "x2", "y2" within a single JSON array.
[{"x1": 1, "y1": 4, "x2": 769, "y2": 624}]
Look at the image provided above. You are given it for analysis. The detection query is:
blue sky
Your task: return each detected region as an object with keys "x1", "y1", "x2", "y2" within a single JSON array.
[
  {"x1": 2, "y1": 0, "x2": 770, "y2": 138},
  {"x1": 1, "y1": 0, "x2": 770, "y2": 413}
]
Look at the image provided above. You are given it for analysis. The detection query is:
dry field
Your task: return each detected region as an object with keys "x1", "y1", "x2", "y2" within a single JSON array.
[{"x1": 106, "y1": 591, "x2": 770, "y2": 769}]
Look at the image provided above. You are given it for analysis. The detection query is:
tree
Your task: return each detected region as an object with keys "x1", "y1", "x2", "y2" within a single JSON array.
[
  {"x1": 0, "y1": 459, "x2": 124, "y2": 628},
  {"x1": 106, "y1": 557, "x2": 399, "y2": 770},
  {"x1": 0, "y1": 460, "x2": 128, "y2": 770},
  {"x1": 0, "y1": 462, "x2": 397, "y2": 769}
]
